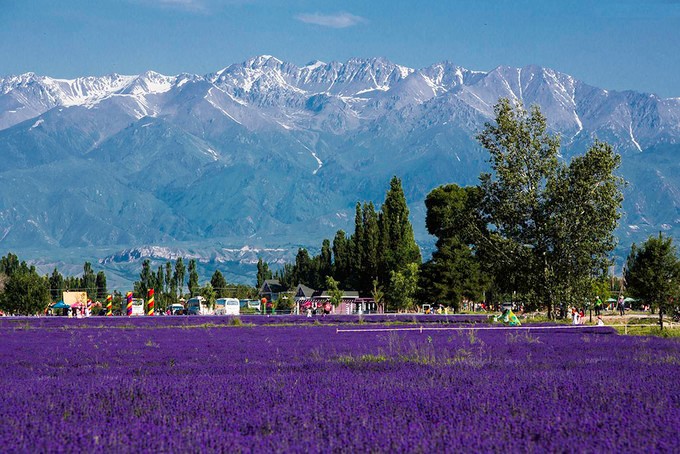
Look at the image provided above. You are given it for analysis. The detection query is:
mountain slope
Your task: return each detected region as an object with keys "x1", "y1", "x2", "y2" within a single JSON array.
[{"x1": 1, "y1": 56, "x2": 679, "y2": 286}]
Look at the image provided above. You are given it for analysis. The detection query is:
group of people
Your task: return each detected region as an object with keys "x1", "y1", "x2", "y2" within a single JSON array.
[
  {"x1": 571, "y1": 307, "x2": 606, "y2": 326},
  {"x1": 571, "y1": 294, "x2": 631, "y2": 325}
]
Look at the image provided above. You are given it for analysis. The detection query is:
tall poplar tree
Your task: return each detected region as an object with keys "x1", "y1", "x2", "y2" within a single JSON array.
[
  {"x1": 174, "y1": 258, "x2": 186, "y2": 297},
  {"x1": 332, "y1": 230, "x2": 351, "y2": 286},
  {"x1": 379, "y1": 176, "x2": 421, "y2": 283},
  {"x1": 49, "y1": 268, "x2": 64, "y2": 302},
  {"x1": 188, "y1": 259, "x2": 199, "y2": 297},
  {"x1": 360, "y1": 202, "x2": 380, "y2": 294},
  {"x1": 319, "y1": 239, "x2": 333, "y2": 282},
  {"x1": 95, "y1": 271, "x2": 107, "y2": 301}
]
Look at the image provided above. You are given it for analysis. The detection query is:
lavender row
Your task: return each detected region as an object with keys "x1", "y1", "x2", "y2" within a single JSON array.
[
  {"x1": 1, "y1": 323, "x2": 678, "y2": 452},
  {"x1": 0, "y1": 313, "x2": 490, "y2": 329}
]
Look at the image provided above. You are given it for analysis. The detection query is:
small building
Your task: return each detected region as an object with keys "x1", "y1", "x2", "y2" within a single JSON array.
[
  {"x1": 259, "y1": 279, "x2": 285, "y2": 302},
  {"x1": 298, "y1": 289, "x2": 370, "y2": 315}
]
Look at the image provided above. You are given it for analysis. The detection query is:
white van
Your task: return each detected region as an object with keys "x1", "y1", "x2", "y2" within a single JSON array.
[
  {"x1": 186, "y1": 296, "x2": 212, "y2": 315},
  {"x1": 215, "y1": 298, "x2": 240, "y2": 315}
]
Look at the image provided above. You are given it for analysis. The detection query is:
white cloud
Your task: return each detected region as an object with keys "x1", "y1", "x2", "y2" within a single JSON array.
[
  {"x1": 134, "y1": 0, "x2": 208, "y2": 13},
  {"x1": 295, "y1": 12, "x2": 367, "y2": 28}
]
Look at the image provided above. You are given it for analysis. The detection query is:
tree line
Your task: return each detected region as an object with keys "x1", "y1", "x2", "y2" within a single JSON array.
[
  {"x1": 0, "y1": 255, "x2": 108, "y2": 315},
  {"x1": 257, "y1": 175, "x2": 422, "y2": 311},
  {"x1": 256, "y1": 98, "x2": 680, "y2": 324},
  {"x1": 132, "y1": 258, "x2": 257, "y2": 312}
]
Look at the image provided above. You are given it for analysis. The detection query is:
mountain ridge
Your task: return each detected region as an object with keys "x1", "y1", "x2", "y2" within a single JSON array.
[{"x1": 1, "y1": 56, "x2": 680, "y2": 287}]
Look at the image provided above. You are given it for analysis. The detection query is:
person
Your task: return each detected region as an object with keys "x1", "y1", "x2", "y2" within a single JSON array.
[
  {"x1": 579, "y1": 308, "x2": 585, "y2": 325},
  {"x1": 594, "y1": 296, "x2": 602, "y2": 316},
  {"x1": 597, "y1": 315, "x2": 605, "y2": 326},
  {"x1": 572, "y1": 307, "x2": 579, "y2": 325},
  {"x1": 617, "y1": 295, "x2": 625, "y2": 316}
]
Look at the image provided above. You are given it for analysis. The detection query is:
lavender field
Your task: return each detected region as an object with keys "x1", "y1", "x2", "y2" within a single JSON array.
[{"x1": 1, "y1": 318, "x2": 679, "y2": 452}]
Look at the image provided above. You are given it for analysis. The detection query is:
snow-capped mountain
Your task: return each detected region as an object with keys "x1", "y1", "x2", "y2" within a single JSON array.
[{"x1": 2, "y1": 55, "x2": 680, "y2": 285}]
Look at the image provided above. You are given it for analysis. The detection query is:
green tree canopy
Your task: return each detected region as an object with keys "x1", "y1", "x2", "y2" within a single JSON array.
[
  {"x1": 210, "y1": 270, "x2": 229, "y2": 298},
  {"x1": 625, "y1": 233, "x2": 680, "y2": 329},
  {"x1": 0, "y1": 269, "x2": 50, "y2": 315},
  {"x1": 474, "y1": 98, "x2": 623, "y2": 314},
  {"x1": 387, "y1": 262, "x2": 420, "y2": 312}
]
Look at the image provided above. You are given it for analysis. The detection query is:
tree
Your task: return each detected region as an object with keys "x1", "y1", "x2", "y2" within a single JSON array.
[
  {"x1": 387, "y1": 262, "x2": 420, "y2": 312},
  {"x1": 173, "y1": 258, "x2": 186, "y2": 297},
  {"x1": 211, "y1": 270, "x2": 228, "y2": 298},
  {"x1": 0, "y1": 253, "x2": 21, "y2": 276},
  {"x1": 325, "y1": 276, "x2": 344, "y2": 307},
  {"x1": 625, "y1": 233, "x2": 680, "y2": 329},
  {"x1": 294, "y1": 248, "x2": 316, "y2": 288},
  {"x1": 421, "y1": 184, "x2": 489, "y2": 310},
  {"x1": 545, "y1": 140, "x2": 624, "y2": 307},
  {"x1": 256, "y1": 258, "x2": 272, "y2": 288},
  {"x1": 359, "y1": 202, "x2": 380, "y2": 294},
  {"x1": 371, "y1": 279, "x2": 385, "y2": 314},
  {"x1": 48, "y1": 268, "x2": 64, "y2": 302},
  {"x1": 135, "y1": 259, "x2": 152, "y2": 300},
  {"x1": 332, "y1": 230, "x2": 351, "y2": 286},
  {"x1": 0, "y1": 270, "x2": 50, "y2": 315},
  {"x1": 188, "y1": 259, "x2": 199, "y2": 297},
  {"x1": 96, "y1": 271, "x2": 107, "y2": 301},
  {"x1": 82, "y1": 262, "x2": 97, "y2": 300},
  {"x1": 199, "y1": 282, "x2": 217, "y2": 310},
  {"x1": 475, "y1": 99, "x2": 623, "y2": 314},
  {"x1": 379, "y1": 177, "x2": 421, "y2": 283},
  {"x1": 165, "y1": 262, "x2": 173, "y2": 298},
  {"x1": 350, "y1": 202, "x2": 364, "y2": 290},
  {"x1": 318, "y1": 239, "x2": 333, "y2": 283}
]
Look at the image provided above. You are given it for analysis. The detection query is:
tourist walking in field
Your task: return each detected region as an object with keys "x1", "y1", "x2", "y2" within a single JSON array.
[{"x1": 617, "y1": 295, "x2": 625, "y2": 316}]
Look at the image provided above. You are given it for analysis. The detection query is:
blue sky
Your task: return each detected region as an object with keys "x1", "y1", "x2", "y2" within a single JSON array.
[{"x1": 1, "y1": 0, "x2": 679, "y2": 97}]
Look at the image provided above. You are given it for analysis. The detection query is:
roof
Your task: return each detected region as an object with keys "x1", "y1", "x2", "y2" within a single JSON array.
[
  {"x1": 313, "y1": 290, "x2": 360, "y2": 299},
  {"x1": 294, "y1": 284, "x2": 315, "y2": 298},
  {"x1": 260, "y1": 279, "x2": 284, "y2": 294}
]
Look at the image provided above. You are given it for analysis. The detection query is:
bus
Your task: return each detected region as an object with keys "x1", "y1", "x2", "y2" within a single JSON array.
[
  {"x1": 186, "y1": 296, "x2": 212, "y2": 315},
  {"x1": 215, "y1": 298, "x2": 240, "y2": 315}
]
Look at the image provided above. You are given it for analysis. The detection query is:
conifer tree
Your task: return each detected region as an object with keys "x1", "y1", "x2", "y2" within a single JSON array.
[
  {"x1": 188, "y1": 259, "x2": 199, "y2": 297},
  {"x1": 319, "y1": 239, "x2": 333, "y2": 281},
  {"x1": 173, "y1": 258, "x2": 186, "y2": 297},
  {"x1": 332, "y1": 230, "x2": 351, "y2": 285},
  {"x1": 379, "y1": 176, "x2": 421, "y2": 283},
  {"x1": 95, "y1": 271, "x2": 107, "y2": 301},
  {"x1": 211, "y1": 269, "x2": 228, "y2": 298}
]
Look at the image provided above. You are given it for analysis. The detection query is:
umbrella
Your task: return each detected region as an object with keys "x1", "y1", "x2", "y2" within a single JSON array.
[{"x1": 51, "y1": 301, "x2": 70, "y2": 309}]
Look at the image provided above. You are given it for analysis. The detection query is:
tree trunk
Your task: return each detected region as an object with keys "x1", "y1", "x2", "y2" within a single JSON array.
[{"x1": 659, "y1": 309, "x2": 664, "y2": 330}]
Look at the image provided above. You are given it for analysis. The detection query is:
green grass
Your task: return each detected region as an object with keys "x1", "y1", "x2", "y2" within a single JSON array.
[{"x1": 615, "y1": 325, "x2": 680, "y2": 337}]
